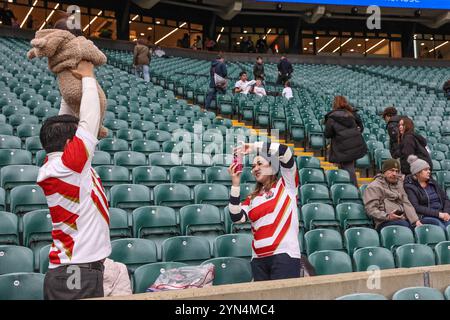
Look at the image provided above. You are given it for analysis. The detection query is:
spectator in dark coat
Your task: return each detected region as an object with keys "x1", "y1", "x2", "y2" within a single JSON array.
[
  {"x1": 382, "y1": 106, "x2": 402, "y2": 157},
  {"x1": 205, "y1": 55, "x2": 227, "y2": 110},
  {"x1": 394, "y1": 116, "x2": 432, "y2": 175},
  {"x1": 444, "y1": 80, "x2": 450, "y2": 99},
  {"x1": 324, "y1": 96, "x2": 367, "y2": 186},
  {"x1": 253, "y1": 56, "x2": 265, "y2": 81},
  {"x1": 276, "y1": 56, "x2": 293, "y2": 85},
  {"x1": 404, "y1": 155, "x2": 450, "y2": 230}
]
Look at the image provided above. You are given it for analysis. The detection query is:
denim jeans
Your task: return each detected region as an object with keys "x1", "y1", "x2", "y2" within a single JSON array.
[
  {"x1": 420, "y1": 216, "x2": 450, "y2": 230},
  {"x1": 135, "y1": 65, "x2": 150, "y2": 82},
  {"x1": 377, "y1": 219, "x2": 413, "y2": 231}
]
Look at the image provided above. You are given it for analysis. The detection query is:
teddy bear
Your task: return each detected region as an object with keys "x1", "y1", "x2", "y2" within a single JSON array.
[{"x1": 27, "y1": 29, "x2": 108, "y2": 138}]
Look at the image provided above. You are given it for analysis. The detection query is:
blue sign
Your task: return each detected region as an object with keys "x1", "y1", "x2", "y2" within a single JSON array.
[{"x1": 258, "y1": 0, "x2": 450, "y2": 10}]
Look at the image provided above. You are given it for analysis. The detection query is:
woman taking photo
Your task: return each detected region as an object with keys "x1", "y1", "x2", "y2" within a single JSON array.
[
  {"x1": 324, "y1": 96, "x2": 367, "y2": 186},
  {"x1": 394, "y1": 116, "x2": 432, "y2": 175},
  {"x1": 404, "y1": 155, "x2": 450, "y2": 230},
  {"x1": 228, "y1": 141, "x2": 301, "y2": 281}
]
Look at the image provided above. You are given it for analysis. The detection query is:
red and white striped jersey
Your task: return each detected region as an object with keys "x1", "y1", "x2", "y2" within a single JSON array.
[
  {"x1": 229, "y1": 142, "x2": 300, "y2": 259},
  {"x1": 37, "y1": 127, "x2": 111, "y2": 269}
]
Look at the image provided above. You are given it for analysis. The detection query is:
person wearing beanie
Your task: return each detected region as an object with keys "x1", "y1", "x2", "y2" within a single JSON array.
[
  {"x1": 381, "y1": 107, "x2": 402, "y2": 157},
  {"x1": 403, "y1": 155, "x2": 450, "y2": 230},
  {"x1": 364, "y1": 158, "x2": 422, "y2": 231}
]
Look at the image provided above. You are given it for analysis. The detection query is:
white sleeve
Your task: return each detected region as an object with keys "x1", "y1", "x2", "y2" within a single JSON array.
[
  {"x1": 58, "y1": 98, "x2": 76, "y2": 116},
  {"x1": 78, "y1": 77, "x2": 100, "y2": 138}
]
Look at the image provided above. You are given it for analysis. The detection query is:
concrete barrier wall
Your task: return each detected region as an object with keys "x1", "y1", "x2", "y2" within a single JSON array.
[{"x1": 99, "y1": 265, "x2": 450, "y2": 300}]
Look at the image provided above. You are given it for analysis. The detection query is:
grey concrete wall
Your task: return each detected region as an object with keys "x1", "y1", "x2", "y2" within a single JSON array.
[{"x1": 98, "y1": 265, "x2": 450, "y2": 300}]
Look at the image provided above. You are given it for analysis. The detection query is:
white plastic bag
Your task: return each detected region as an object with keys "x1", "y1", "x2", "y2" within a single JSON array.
[{"x1": 147, "y1": 263, "x2": 215, "y2": 292}]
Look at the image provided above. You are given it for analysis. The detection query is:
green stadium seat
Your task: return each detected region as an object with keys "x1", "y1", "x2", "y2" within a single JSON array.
[
  {"x1": 201, "y1": 257, "x2": 252, "y2": 285},
  {"x1": 131, "y1": 139, "x2": 161, "y2": 155},
  {"x1": 179, "y1": 204, "x2": 225, "y2": 241},
  {"x1": 132, "y1": 262, "x2": 187, "y2": 293},
  {"x1": 35, "y1": 150, "x2": 46, "y2": 167},
  {"x1": 212, "y1": 154, "x2": 233, "y2": 167},
  {"x1": 103, "y1": 119, "x2": 128, "y2": 131},
  {"x1": 240, "y1": 167, "x2": 256, "y2": 183},
  {"x1": 304, "y1": 229, "x2": 343, "y2": 256},
  {"x1": 300, "y1": 184, "x2": 331, "y2": 205},
  {"x1": 109, "y1": 238, "x2": 158, "y2": 273},
  {"x1": 38, "y1": 244, "x2": 50, "y2": 273},
  {"x1": 445, "y1": 286, "x2": 450, "y2": 300},
  {"x1": 0, "y1": 136, "x2": 21, "y2": 149},
  {"x1": 380, "y1": 225, "x2": 415, "y2": 251},
  {"x1": 148, "y1": 152, "x2": 181, "y2": 169},
  {"x1": 98, "y1": 138, "x2": 128, "y2": 155},
  {"x1": 181, "y1": 153, "x2": 212, "y2": 168},
  {"x1": 330, "y1": 184, "x2": 361, "y2": 205},
  {"x1": 161, "y1": 236, "x2": 211, "y2": 265},
  {"x1": 0, "y1": 273, "x2": 44, "y2": 300},
  {"x1": 326, "y1": 170, "x2": 351, "y2": 187},
  {"x1": 131, "y1": 120, "x2": 156, "y2": 132},
  {"x1": 299, "y1": 168, "x2": 326, "y2": 185},
  {"x1": 0, "y1": 165, "x2": 39, "y2": 197},
  {"x1": 113, "y1": 151, "x2": 147, "y2": 169},
  {"x1": 297, "y1": 156, "x2": 321, "y2": 169},
  {"x1": 0, "y1": 245, "x2": 34, "y2": 275},
  {"x1": 434, "y1": 241, "x2": 450, "y2": 265},
  {"x1": 308, "y1": 250, "x2": 353, "y2": 276},
  {"x1": 335, "y1": 203, "x2": 372, "y2": 229},
  {"x1": 161, "y1": 141, "x2": 191, "y2": 154},
  {"x1": 22, "y1": 209, "x2": 53, "y2": 269},
  {"x1": 395, "y1": 244, "x2": 436, "y2": 268},
  {"x1": 92, "y1": 151, "x2": 111, "y2": 166},
  {"x1": 213, "y1": 234, "x2": 252, "y2": 258},
  {"x1": 0, "y1": 124, "x2": 13, "y2": 136},
  {"x1": 205, "y1": 166, "x2": 232, "y2": 186},
  {"x1": 94, "y1": 165, "x2": 129, "y2": 188},
  {"x1": 169, "y1": 166, "x2": 203, "y2": 187},
  {"x1": 131, "y1": 166, "x2": 168, "y2": 193},
  {"x1": 9, "y1": 114, "x2": 39, "y2": 127},
  {"x1": 353, "y1": 247, "x2": 395, "y2": 271},
  {"x1": 223, "y1": 206, "x2": 252, "y2": 234},
  {"x1": 392, "y1": 287, "x2": 444, "y2": 300},
  {"x1": 194, "y1": 184, "x2": 229, "y2": 209},
  {"x1": 301, "y1": 203, "x2": 338, "y2": 231},
  {"x1": 109, "y1": 184, "x2": 151, "y2": 211},
  {"x1": 239, "y1": 183, "x2": 255, "y2": 202},
  {"x1": 146, "y1": 130, "x2": 172, "y2": 143},
  {"x1": 16, "y1": 124, "x2": 41, "y2": 140},
  {"x1": 336, "y1": 293, "x2": 387, "y2": 300},
  {"x1": 10, "y1": 185, "x2": 47, "y2": 215},
  {"x1": 0, "y1": 149, "x2": 32, "y2": 168},
  {"x1": 414, "y1": 224, "x2": 447, "y2": 247},
  {"x1": 154, "y1": 183, "x2": 192, "y2": 209},
  {"x1": 109, "y1": 208, "x2": 132, "y2": 240},
  {"x1": 116, "y1": 129, "x2": 144, "y2": 142},
  {"x1": 344, "y1": 227, "x2": 380, "y2": 255},
  {"x1": 132, "y1": 206, "x2": 180, "y2": 260},
  {"x1": 0, "y1": 211, "x2": 19, "y2": 245},
  {"x1": 25, "y1": 136, "x2": 43, "y2": 155}
]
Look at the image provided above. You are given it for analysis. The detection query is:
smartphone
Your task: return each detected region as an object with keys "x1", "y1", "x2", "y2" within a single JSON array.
[
  {"x1": 233, "y1": 152, "x2": 243, "y2": 173},
  {"x1": 392, "y1": 209, "x2": 404, "y2": 216}
]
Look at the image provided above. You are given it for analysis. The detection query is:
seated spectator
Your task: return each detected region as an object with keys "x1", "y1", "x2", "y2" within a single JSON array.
[
  {"x1": 154, "y1": 46, "x2": 167, "y2": 58},
  {"x1": 404, "y1": 155, "x2": 450, "y2": 230},
  {"x1": 252, "y1": 78, "x2": 267, "y2": 97},
  {"x1": 234, "y1": 71, "x2": 253, "y2": 94},
  {"x1": 282, "y1": 81, "x2": 293, "y2": 100},
  {"x1": 363, "y1": 159, "x2": 422, "y2": 231}
]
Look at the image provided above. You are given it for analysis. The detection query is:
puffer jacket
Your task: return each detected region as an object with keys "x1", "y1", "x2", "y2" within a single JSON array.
[
  {"x1": 386, "y1": 115, "x2": 402, "y2": 157},
  {"x1": 396, "y1": 132, "x2": 432, "y2": 174},
  {"x1": 133, "y1": 44, "x2": 151, "y2": 66},
  {"x1": 363, "y1": 174, "x2": 419, "y2": 229},
  {"x1": 209, "y1": 59, "x2": 227, "y2": 88},
  {"x1": 324, "y1": 109, "x2": 367, "y2": 163},
  {"x1": 403, "y1": 174, "x2": 450, "y2": 219},
  {"x1": 103, "y1": 258, "x2": 132, "y2": 297},
  {"x1": 253, "y1": 62, "x2": 265, "y2": 80}
]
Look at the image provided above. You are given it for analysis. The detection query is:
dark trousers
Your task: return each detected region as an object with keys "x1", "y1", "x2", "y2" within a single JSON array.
[
  {"x1": 44, "y1": 261, "x2": 104, "y2": 300},
  {"x1": 251, "y1": 253, "x2": 301, "y2": 281},
  {"x1": 420, "y1": 216, "x2": 450, "y2": 229},
  {"x1": 339, "y1": 161, "x2": 358, "y2": 187},
  {"x1": 377, "y1": 219, "x2": 412, "y2": 231},
  {"x1": 205, "y1": 87, "x2": 225, "y2": 110}
]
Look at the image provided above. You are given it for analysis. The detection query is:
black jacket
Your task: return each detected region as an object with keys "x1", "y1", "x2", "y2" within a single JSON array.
[
  {"x1": 386, "y1": 115, "x2": 402, "y2": 157},
  {"x1": 443, "y1": 80, "x2": 450, "y2": 93},
  {"x1": 253, "y1": 62, "x2": 265, "y2": 80},
  {"x1": 396, "y1": 132, "x2": 432, "y2": 175},
  {"x1": 209, "y1": 60, "x2": 228, "y2": 88},
  {"x1": 324, "y1": 109, "x2": 367, "y2": 163},
  {"x1": 404, "y1": 175, "x2": 450, "y2": 219},
  {"x1": 277, "y1": 59, "x2": 293, "y2": 76}
]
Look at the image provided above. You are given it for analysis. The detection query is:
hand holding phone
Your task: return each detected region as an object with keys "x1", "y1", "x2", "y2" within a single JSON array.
[{"x1": 232, "y1": 152, "x2": 243, "y2": 173}]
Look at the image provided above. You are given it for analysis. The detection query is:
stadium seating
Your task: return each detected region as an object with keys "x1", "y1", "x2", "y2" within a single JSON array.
[
  {"x1": 132, "y1": 262, "x2": 187, "y2": 293},
  {"x1": 336, "y1": 293, "x2": 387, "y2": 300},
  {"x1": 392, "y1": 287, "x2": 445, "y2": 300},
  {"x1": 0, "y1": 272, "x2": 45, "y2": 300},
  {"x1": 200, "y1": 257, "x2": 252, "y2": 285}
]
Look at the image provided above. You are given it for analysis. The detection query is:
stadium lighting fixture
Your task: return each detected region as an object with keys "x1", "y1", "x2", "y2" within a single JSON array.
[
  {"x1": 82, "y1": 10, "x2": 103, "y2": 32},
  {"x1": 129, "y1": 15, "x2": 139, "y2": 23},
  {"x1": 39, "y1": 3, "x2": 60, "y2": 31},
  {"x1": 263, "y1": 28, "x2": 272, "y2": 40},
  {"x1": 309, "y1": 42, "x2": 313, "y2": 45},
  {"x1": 155, "y1": 22, "x2": 187, "y2": 45},
  {"x1": 315, "y1": 36, "x2": 319, "y2": 40},
  {"x1": 364, "y1": 39, "x2": 386, "y2": 54},
  {"x1": 317, "y1": 37, "x2": 336, "y2": 53},
  {"x1": 147, "y1": 27, "x2": 152, "y2": 30},
  {"x1": 429, "y1": 41, "x2": 449, "y2": 53},
  {"x1": 332, "y1": 37, "x2": 352, "y2": 53},
  {"x1": 216, "y1": 27, "x2": 225, "y2": 42},
  {"x1": 20, "y1": 0, "x2": 38, "y2": 28}
]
